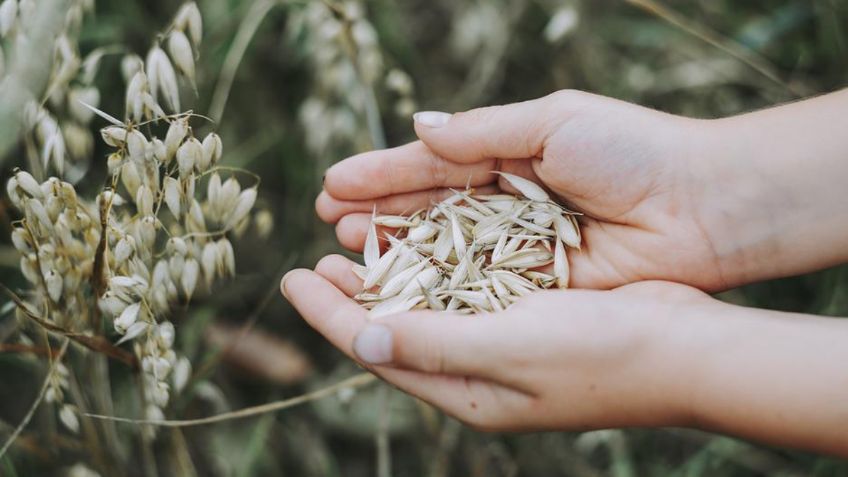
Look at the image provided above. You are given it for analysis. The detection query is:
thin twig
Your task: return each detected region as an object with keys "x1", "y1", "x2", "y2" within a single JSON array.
[
  {"x1": 376, "y1": 385, "x2": 392, "y2": 477},
  {"x1": 0, "y1": 284, "x2": 138, "y2": 368},
  {"x1": 0, "y1": 338, "x2": 70, "y2": 460},
  {"x1": 428, "y1": 419, "x2": 462, "y2": 477},
  {"x1": 0, "y1": 343, "x2": 61, "y2": 358},
  {"x1": 208, "y1": 0, "x2": 277, "y2": 124},
  {"x1": 67, "y1": 366, "x2": 113, "y2": 475},
  {"x1": 334, "y1": 6, "x2": 387, "y2": 150},
  {"x1": 625, "y1": 0, "x2": 804, "y2": 97},
  {"x1": 84, "y1": 372, "x2": 377, "y2": 427}
]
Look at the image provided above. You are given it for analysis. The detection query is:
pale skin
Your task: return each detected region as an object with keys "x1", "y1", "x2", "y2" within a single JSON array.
[{"x1": 281, "y1": 89, "x2": 848, "y2": 456}]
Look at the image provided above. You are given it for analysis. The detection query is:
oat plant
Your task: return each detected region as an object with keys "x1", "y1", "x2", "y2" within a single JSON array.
[{"x1": 1, "y1": 1, "x2": 258, "y2": 471}]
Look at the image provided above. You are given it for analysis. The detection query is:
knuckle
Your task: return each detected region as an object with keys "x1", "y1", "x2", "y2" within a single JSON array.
[
  {"x1": 453, "y1": 105, "x2": 499, "y2": 125},
  {"x1": 427, "y1": 154, "x2": 449, "y2": 187},
  {"x1": 384, "y1": 161, "x2": 398, "y2": 195},
  {"x1": 548, "y1": 88, "x2": 584, "y2": 105},
  {"x1": 421, "y1": 339, "x2": 448, "y2": 374},
  {"x1": 329, "y1": 306, "x2": 350, "y2": 327}
]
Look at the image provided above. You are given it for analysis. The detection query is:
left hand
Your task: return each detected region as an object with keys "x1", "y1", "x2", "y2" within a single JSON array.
[{"x1": 281, "y1": 254, "x2": 714, "y2": 432}]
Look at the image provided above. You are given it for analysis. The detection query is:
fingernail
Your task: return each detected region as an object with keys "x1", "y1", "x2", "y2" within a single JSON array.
[
  {"x1": 353, "y1": 324, "x2": 393, "y2": 364},
  {"x1": 413, "y1": 111, "x2": 451, "y2": 128},
  {"x1": 280, "y1": 270, "x2": 296, "y2": 301}
]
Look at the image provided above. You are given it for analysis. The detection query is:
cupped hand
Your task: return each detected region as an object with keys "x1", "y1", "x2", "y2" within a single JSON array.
[
  {"x1": 317, "y1": 90, "x2": 737, "y2": 291},
  {"x1": 282, "y1": 254, "x2": 717, "y2": 432}
]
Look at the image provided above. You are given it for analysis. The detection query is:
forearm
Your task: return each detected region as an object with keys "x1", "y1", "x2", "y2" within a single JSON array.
[
  {"x1": 693, "y1": 89, "x2": 848, "y2": 285},
  {"x1": 674, "y1": 303, "x2": 848, "y2": 456}
]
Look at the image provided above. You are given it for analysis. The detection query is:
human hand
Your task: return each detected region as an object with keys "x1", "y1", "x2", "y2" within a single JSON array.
[
  {"x1": 283, "y1": 255, "x2": 848, "y2": 455},
  {"x1": 282, "y1": 254, "x2": 711, "y2": 431},
  {"x1": 317, "y1": 90, "x2": 741, "y2": 291}
]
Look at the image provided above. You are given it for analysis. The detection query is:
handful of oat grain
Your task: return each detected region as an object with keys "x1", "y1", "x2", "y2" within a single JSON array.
[{"x1": 353, "y1": 172, "x2": 581, "y2": 317}]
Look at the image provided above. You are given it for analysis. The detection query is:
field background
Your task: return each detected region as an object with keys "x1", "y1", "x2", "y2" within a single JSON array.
[{"x1": 1, "y1": 0, "x2": 848, "y2": 475}]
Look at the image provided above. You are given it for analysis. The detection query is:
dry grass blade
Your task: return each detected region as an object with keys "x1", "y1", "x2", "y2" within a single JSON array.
[
  {"x1": 83, "y1": 373, "x2": 377, "y2": 427},
  {"x1": 624, "y1": 0, "x2": 803, "y2": 97},
  {"x1": 0, "y1": 339, "x2": 70, "y2": 460},
  {"x1": 0, "y1": 284, "x2": 138, "y2": 368},
  {"x1": 209, "y1": 0, "x2": 276, "y2": 123}
]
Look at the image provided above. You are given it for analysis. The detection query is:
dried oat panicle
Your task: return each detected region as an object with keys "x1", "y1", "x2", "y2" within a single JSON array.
[
  {"x1": 3, "y1": 1, "x2": 262, "y2": 434},
  {"x1": 355, "y1": 180, "x2": 581, "y2": 318},
  {"x1": 289, "y1": 1, "x2": 417, "y2": 159}
]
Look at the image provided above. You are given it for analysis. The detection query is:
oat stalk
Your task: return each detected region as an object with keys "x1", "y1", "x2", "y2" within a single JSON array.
[
  {"x1": 0, "y1": 338, "x2": 70, "y2": 460},
  {"x1": 209, "y1": 0, "x2": 277, "y2": 124},
  {"x1": 624, "y1": 0, "x2": 803, "y2": 97},
  {"x1": 83, "y1": 372, "x2": 377, "y2": 427}
]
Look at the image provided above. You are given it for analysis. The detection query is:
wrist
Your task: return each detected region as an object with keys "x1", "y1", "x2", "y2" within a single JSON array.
[
  {"x1": 648, "y1": 295, "x2": 733, "y2": 428},
  {"x1": 668, "y1": 301, "x2": 848, "y2": 455},
  {"x1": 679, "y1": 116, "x2": 788, "y2": 288},
  {"x1": 685, "y1": 94, "x2": 848, "y2": 286},
  {"x1": 598, "y1": 289, "x2": 724, "y2": 429}
]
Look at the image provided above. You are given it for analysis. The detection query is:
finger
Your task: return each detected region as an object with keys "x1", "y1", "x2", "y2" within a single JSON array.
[
  {"x1": 324, "y1": 141, "x2": 497, "y2": 201},
  {"x1": 316, "y1": 184, "x2": 500, "y2": 224},
  {"x1": 281, "y1": 269, "x2": 368, "y2": 353},
  {"x1": 335, "y1": 213, "x2": 393, "y2": 253},
  {"x1": 413, "y1": 92, "x2": 567, "y2": 163},
  {"x1": 563, "y1": 216, "x2": 660, "y2": 290},
  {"x1": 282, "y1": 269, "x2": 515, "y2": 385},
  {"x1": 313, "y1": 254, "x2": 363, "y2": 297},
  {"x1": 282, "y1": 269, "x2": 531, "y2": 427},
  {"x1": 352, "y1": 311, "x2": 511, "y2": 383}
]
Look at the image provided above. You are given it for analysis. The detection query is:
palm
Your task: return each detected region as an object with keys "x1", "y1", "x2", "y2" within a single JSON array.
[
  {"x1": 283, "y1": 258, "x2": 709, "y2": 432},
  {"x1": 319, "y1": 92, "x2": 726, "y2": 291},
  {"x1": 537, "y1": 119, "x2": 726, "y2": 290}
]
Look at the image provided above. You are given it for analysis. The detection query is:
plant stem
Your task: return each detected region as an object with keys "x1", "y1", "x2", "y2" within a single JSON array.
[
  {"x1": 84, "y1": 372, "x2": 377, "y2": 427},
  {"x1": 624, "y1": 0, "x2": 803, "y2": 97},
  {"x1": 375, "y1": 385, "x2": 392, "y2": 477},
  {"x1": 0, "y1": 338, "x2": 69, "y2": 460},
  {"x1": 208, "y1": 0, "x2": 277, "y2": 125}
]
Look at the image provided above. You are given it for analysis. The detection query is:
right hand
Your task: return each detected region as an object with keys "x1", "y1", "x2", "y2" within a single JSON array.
[{"x1": 318, "y1": 90, "x2": 739, "y2": 291}]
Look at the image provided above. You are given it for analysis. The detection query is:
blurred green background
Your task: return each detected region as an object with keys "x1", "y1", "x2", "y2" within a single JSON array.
[{"x1": 1, "y1": 0, "x2": 848, "y2": 475}]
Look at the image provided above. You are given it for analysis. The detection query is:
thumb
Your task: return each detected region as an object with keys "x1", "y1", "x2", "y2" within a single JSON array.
[
  {"x1": 352, "y1": 311, "x2": 507, "y2": 380},
  {"x1": 413, "y1": 92, "x2": 567, "y2": 163}
]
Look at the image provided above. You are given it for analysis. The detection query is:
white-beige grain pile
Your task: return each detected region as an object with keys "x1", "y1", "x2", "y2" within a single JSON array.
[{"x1": 354, "y1": 172, "x2": 581, "y2": 318}]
